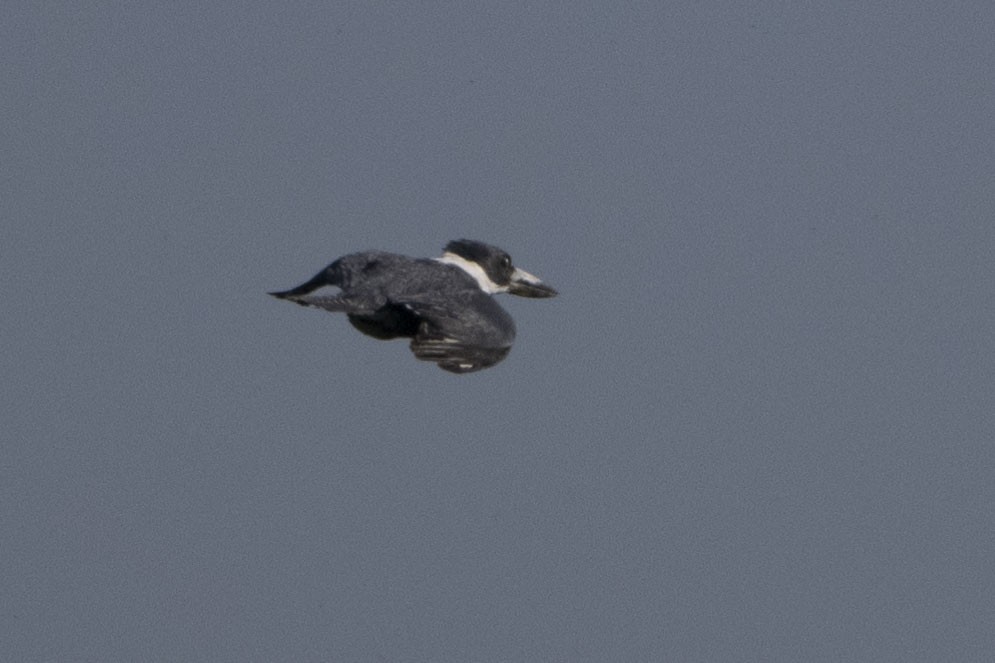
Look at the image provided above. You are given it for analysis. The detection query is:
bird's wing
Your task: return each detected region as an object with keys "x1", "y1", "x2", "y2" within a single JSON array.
[
  {"x1": 400, "y1": 292, "x2": 516, "y2": 373},
  {"x1": 272, "y1": 292, "x2": 383, "y2": 315},
  {"x1": 409, "y1": 333, "x2": 511, "y2": 373}
]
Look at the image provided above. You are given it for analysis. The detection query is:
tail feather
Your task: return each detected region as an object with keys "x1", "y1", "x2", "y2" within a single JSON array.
[
  {"x1": 269, "y1": 260, "x2": 343, "y2": 299},
  {"x1": 273, "y1": 293, "x2": 361, "y2": 313}
]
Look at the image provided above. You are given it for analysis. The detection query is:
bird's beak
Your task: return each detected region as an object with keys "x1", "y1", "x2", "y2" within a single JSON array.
[{"x1": 507, "y1": 268, "x2": 558, "y2": 298}]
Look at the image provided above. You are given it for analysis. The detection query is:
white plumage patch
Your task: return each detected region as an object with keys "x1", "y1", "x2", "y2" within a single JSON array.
[{"x1": 434, "y1": 253, "x2": 506, "y2": 294}]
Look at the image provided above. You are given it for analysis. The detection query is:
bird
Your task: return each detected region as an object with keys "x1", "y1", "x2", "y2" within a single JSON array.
[{"x1": 269, "y1": 239, "x2": 557, "y2": 373}]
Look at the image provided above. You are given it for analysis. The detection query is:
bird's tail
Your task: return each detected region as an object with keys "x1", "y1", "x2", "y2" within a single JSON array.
[{"x1": 269, "y1": 260, "x2": 344, "y2": 300}]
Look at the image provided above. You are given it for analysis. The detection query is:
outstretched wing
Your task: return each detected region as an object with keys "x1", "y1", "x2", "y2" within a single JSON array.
[
  {"x1": 402, "y1": 291, "x2": 516, "y2": 373},
  {"x1": 409, "y1": 333, "x2": 512, "y2": 373},
  {"x1": 272, "y1": 293, "x2": 375, "y2": 313}
]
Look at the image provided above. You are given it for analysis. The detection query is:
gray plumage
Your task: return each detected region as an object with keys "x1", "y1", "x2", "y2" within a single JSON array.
[{"x1": 270, "y1": 240, "x2": 557, "y2": 373}]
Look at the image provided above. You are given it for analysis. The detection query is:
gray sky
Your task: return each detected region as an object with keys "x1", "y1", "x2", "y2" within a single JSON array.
[{"x1": 4, "y1": 3, "x2": 994, "y2": 661}]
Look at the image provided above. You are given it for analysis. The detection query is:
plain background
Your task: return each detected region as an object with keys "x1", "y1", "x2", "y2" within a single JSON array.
[{"x1": 3, "y1": 3, "x2": 994, "y2": 661}]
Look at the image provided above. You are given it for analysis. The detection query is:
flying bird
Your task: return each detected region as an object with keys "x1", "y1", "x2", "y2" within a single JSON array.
[{"x1": 270, "y1": 240, "x2": 557, "y2": 373}]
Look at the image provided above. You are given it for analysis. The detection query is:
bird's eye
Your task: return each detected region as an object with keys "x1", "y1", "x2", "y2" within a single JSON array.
[{"x1": 501, "y1": 256, "x2": 511, "y2": 268}]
